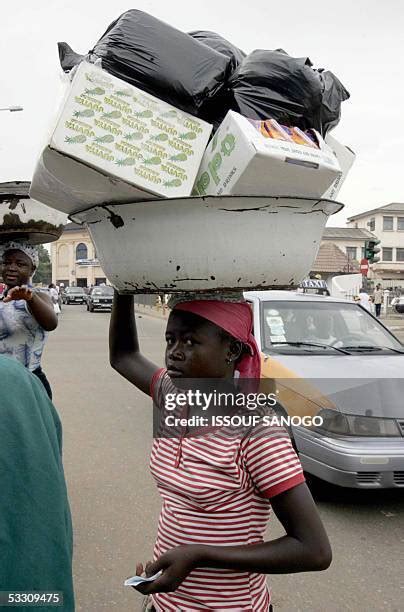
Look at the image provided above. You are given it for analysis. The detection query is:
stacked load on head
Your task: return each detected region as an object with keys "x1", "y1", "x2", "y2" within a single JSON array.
[
  {"x1": 0, "y1": 182, "x2": 68, "y2": 245},
  {"x1": 29, "y1": 10, "x2": 354, "y2": 295}
]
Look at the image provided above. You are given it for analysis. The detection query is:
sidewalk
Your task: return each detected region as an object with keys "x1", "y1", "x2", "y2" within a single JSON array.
[
  {"x1": 134, "y1": 303, "x2": 169, "y2": 320},
  {"x1": 380, "y1": 313, "x2": 404, "y2": 330}
]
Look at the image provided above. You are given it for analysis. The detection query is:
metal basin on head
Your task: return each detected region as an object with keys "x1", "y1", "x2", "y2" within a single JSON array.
[
  {"x1": 0, "y1": 182, "x2": 68, "y2": 244},
  {"x1": 72, "y1": 195, "x2": 343, "y2": 293}
]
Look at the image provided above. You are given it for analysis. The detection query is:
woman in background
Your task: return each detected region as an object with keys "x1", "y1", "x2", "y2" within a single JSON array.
[{"x1": 0, "y1": 241, "x2": 58, "y2": 398}]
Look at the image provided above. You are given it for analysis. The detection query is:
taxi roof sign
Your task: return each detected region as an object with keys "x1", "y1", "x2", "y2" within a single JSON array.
[{"x1": 300, "y1": 279, "x2": 328, "y2": 289}]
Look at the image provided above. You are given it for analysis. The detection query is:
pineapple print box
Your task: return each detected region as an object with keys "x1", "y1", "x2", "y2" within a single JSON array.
[{"x1": 42, "y1": 61, "x2": 213, "y2": 205}]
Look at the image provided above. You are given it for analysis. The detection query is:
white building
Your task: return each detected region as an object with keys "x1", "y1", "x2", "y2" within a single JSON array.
[
  {"x1": 322, "y1": 227, "x2": 376, "y2": 265},
  {"x1": 347, "y1": 203, "x2": 404, "y2": 286},
  {"x1": 51, "y1": 223, "x2": 107, "y2": 287}
]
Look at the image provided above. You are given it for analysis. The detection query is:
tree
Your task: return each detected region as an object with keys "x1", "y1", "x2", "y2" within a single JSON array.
[{"x1": 34, "y1": 245, "x2": 52, "y2": 285}]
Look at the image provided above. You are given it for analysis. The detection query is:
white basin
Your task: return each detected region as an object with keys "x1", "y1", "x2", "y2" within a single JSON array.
[
  {"x1": 72, "y1": 195, "x2": 343, "y2": 293},
  {"x1": 0, "y1": 182, "x2": 68, "y2": 244}
]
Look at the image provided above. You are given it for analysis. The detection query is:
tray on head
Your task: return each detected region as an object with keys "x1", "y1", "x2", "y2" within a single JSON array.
[{"x1": 72, "y1": 195, "x2": 343, "y2": 293}]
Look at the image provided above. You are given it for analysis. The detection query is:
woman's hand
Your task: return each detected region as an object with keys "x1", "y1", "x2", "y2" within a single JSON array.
[
  {"x1": 132, "y1": 545, "x2": 203, "y2": 595},
  {"x1": 3, "y1": 287, "x2": 58, "y2": 331},
  {"x1": 3, "y1": 285, "x2": 33, "y2": 303}
]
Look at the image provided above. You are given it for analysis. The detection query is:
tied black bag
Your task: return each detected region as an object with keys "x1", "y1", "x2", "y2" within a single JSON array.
[
  {"x1": 58, "y1": 11, "x2": 231, "y2": 118},
  {"x1": 229, "y1": 49, "x2": 349, "y2": 135},
  {"x1": 189, "y1": 30, "x2": 246, "y2": 73},
  {"x1": 89, "y1": 10, "x2": 231, "y2": 117}
]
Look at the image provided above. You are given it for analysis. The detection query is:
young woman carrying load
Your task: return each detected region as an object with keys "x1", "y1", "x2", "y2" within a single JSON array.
[{"x1": 110, "y1": 293, "x2": 331, "y2": 611}]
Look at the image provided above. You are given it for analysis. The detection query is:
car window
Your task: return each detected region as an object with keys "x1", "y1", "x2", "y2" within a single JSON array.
[
  {"x1": 261, "y1": 300, "x2": 403, "y2": 353},
  {"x1": 92, "y1": 287, "x2": 113, "y2": 295}
]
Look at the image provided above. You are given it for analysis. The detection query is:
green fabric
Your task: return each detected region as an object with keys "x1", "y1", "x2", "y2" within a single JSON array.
[{"x1": 0, "y1": 356, "x2": 74, "y2": 611}]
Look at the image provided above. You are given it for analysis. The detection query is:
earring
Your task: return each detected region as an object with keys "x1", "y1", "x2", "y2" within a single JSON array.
[{"x1": 226, "y1": 357, "x2": 233, "y2": 364}]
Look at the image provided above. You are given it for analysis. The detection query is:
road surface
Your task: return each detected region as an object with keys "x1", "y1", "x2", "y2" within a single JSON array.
[{"x1": 42, "y1": 306, "x2": 404, "y2": 612}]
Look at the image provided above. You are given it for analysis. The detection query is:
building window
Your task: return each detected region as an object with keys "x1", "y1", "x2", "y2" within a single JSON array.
[
  {"x1": 397, "y1": 217, "x2": 404, "y2": 231},
  {"x1": 383, "y1": 216, "x2": 394, "y2": 231},
  {"x1": 382, "y1": 248, "x2": 393, "y2": 261},
  {"x1": 76, "y1": 243, "x2": 88, "y2": 261},
  {"x1": 361, "y1": 246, "x2": 365, "y2": 259},
  {"x1": 396, "y1": 248, "x2": 404, "y2": 262},
  {"x1": 346, "y1": 246, "x2": 357, "y2": 260},
  {"x1": 58, "y1": 244, "x2": 68, "y2": 265},
  {"x1": 368, "y1": 218, "x2": 375, "y2": 231}
]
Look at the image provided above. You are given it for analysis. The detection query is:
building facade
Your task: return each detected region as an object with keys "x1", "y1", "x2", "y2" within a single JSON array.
[
  {"x1": 347, "y1": 203, "x2": 404, "y2": 285},
  {"x1": 50, "y1": 223, "x2": 107, "y2": 287}
]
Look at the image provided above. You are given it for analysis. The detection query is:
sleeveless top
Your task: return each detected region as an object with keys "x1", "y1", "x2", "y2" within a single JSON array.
[{"x1": 0, "y1": 293, "x2": 47, "y2": 371}]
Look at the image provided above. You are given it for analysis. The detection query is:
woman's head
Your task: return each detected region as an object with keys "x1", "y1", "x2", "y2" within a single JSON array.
[
  {"x1": 1, "y1": 242, "x2": 38, "y2": 288},
  {"x1": 165, "y1": 300, "x2": 261, "y2": 380},
  {"x1": 165, "y1": 309, "x2": 243, "y2": 379}
]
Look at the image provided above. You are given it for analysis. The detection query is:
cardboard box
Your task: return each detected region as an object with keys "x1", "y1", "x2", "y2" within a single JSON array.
[
  {"x1": 322, "y1": 134, "x2": 355, "y2": 200},
  {"x1": 193, "y1": 111, "x2": 341, "y2": 199},
  {"x1": 30, "y1": 62, "x2": 212, "y2": 215}
]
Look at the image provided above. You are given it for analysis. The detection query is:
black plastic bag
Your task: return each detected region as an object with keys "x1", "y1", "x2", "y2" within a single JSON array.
[
  {"x1": 189, "y1": 30, "x2": 245, "y2": 73},
  {"x1": 88, "y1": 10, "x2": 231, "y2": 116},
  {"x1": 230, "y1": 49, "x2": 349, "y2": 135},
  {"x1": 58, "y1": 42, "x2": 85, "y2": 72},
  {"x1": 186, "y1": 30, "x2": 245, "y2": 128},
  {"x1": 317, "y1": 70, "x2": 350, "y2": 135}
]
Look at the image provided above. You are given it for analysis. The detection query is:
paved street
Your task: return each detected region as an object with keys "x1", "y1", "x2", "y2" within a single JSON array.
[{"x1": 43, "y1": 306, "x2": 404, "y2": 612}]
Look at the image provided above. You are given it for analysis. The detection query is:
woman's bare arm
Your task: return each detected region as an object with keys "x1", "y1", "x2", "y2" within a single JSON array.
[
  {"x1": 136, "y1": 483, "x2": 331, "y2": 594},
  {"x1": 109, "y1": 292, "x2": 159, "y2": 395}
]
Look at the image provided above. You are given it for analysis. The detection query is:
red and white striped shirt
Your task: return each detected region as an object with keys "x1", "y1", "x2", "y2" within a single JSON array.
[{"x1": 150, "y1": 370, "x2": 305, "y2": 611}]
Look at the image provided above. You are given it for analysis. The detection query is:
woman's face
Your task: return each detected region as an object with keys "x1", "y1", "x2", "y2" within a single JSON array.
[
  {"x1": 1, "y1": 250, "x2": 34, "y2": 287},
  {"x1": 165, "y1": 310, "x2": 235, "y2": 379}
]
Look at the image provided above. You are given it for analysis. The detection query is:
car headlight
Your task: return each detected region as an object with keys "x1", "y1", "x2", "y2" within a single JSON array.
[
  {"x1": 93, "y1": 299, "x2": 100, "y2": 303},
  {"x1": 312, "y1": 408, "x2": 400, "y2": 437}
]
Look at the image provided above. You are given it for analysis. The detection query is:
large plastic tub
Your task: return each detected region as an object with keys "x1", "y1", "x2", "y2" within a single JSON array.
[
  {"x1": 72, "y1": 195, "x2": 343, "y2": 293},
  {"x1": 0, "y1": 182, "x2": 68, "y2": 244}
]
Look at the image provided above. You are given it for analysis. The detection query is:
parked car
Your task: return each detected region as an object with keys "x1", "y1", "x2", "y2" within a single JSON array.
[
  {"x1": 244, "y1": 290, "x2": 404, "y2": 489},
  {"x1": 86, "y1": 285, "x2": 114, "y2": 312},
  {"x1": 61, "y1": 286, "x2": 86, "y2": 304},
  {"x1": 391, "y1": 296, "x2": 404, "y2": 314}
]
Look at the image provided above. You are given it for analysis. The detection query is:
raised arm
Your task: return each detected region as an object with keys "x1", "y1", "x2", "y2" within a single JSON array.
[{"x1": 109, "y1": 292, "x2": 160, "y2": 395}]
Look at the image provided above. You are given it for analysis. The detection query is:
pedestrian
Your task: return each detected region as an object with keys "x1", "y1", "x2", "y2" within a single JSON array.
[
  {"x1": 110, "y1": 293, "x2": 332, "y2": 611},
  {"x1": 358, "y1": 287, "x2": 371, "y2": 312},
  {"x1": 373, "y1": 284, "x2": 383, "y2": 318},
  {"x1": 0, "y1": 241, "x2": 58, "y2": 398},
  {"x1": 0, "y1": 354, "x2": 74, "y2": 611},
  {"x1": 48, "y1": 283, "x2": 61, "y2": 315}
]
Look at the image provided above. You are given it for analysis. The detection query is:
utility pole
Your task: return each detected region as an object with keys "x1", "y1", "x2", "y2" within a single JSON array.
[{"x1": 0, "y1": 106, "x2": 23, "y2": 112}]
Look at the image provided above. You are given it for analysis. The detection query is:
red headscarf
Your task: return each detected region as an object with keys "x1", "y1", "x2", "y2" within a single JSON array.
[{"x1": 173, "y1": 300, "x2": 261, "y2": 379}]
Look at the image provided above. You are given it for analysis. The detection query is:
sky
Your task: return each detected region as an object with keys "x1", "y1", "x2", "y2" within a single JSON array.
[{"x1": 1, "y1": 0, "x2": 403, "y2": 226}]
